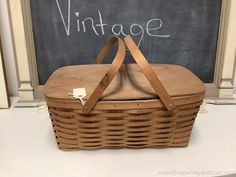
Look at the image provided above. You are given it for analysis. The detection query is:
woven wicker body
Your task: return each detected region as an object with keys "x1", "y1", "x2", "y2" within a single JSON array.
[
  {"x1": 44, "y1": 36, "x2": 205, "y2": 150},
  {"x1": 46, "y1": 95, "x2": 203, "y2": 150}
]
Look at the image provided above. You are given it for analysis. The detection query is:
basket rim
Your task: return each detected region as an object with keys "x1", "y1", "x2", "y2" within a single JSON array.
[{"x1": 45, "y1": 93, "x2": 204, "y2": 110}]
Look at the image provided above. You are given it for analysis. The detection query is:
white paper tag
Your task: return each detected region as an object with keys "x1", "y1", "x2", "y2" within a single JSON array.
[
  {"x1": 69, "y1": 88, "x2": 86, "y2": 105},
  {"x1": 73, "y1": 88, "x2": 86, "y2": 98}
]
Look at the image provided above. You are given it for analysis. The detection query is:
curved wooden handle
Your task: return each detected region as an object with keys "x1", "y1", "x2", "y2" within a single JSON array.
[
  {"x1": 82, "y1": 36, "x2": 126, "y2": 113},
  {"x1": 124, "y1": 35, "x2": 175, "y2": 111}
]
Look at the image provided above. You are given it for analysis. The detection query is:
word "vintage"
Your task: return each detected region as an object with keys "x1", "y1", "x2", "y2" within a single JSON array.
[{"x1": 56, "y1": 0, "x2": 171, "y2": 46}]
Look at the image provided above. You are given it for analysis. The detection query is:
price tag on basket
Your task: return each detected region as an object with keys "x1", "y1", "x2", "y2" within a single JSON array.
[{"x1": 69, "y1": 88, "x2": 86, "y2": 105}]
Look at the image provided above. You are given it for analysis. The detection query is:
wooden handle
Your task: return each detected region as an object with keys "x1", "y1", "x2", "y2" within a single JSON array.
[
  {"x1": 82, "y1": 36, "x2": 126, "y2": 113},
  {"x1": 124, "y1": 35, "x2": 175, "y2": 111}
]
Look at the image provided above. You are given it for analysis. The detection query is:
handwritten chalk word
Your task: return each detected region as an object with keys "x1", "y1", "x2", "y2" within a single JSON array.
[{"x1": 56, "y1": 0, "x2": 170, "y2": 47}]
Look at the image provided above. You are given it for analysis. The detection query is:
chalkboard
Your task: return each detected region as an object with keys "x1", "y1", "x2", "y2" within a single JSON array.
[{"x1": 30, "y1": 0, "x2": 222, "y2": 85}]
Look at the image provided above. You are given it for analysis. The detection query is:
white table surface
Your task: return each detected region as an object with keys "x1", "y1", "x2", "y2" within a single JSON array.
[{"x1": 0, "y1": 98, "x2": 236, "y2": 177}]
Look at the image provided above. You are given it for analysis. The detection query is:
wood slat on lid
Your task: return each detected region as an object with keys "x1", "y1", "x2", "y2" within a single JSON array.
[{"x1": 44, "y1": 64, "x2": 205, "y2": 101}]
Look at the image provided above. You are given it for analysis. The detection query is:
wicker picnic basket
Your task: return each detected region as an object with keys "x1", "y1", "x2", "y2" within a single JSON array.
[{"x1": 44, "y1": 35, "x2": 205, "y2": 150}]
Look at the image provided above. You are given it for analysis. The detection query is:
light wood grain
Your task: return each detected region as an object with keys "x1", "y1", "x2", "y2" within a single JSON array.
[
  {"x1": 44, "y1": 36, "x2": 205, "y2": 150},
  {"x1": 44, "y1": 64, "x2": 205, "y2": 101}
]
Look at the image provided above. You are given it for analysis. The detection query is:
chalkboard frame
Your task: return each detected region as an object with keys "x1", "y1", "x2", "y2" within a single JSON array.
[
  {"x1": 0, "y1": 37, "x2": 10, "y2": 108},
  {"x1": 7, "y1": 0, "x2": 236, "y2": 106}
]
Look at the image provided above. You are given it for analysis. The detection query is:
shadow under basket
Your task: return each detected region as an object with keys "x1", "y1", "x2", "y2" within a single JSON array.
[{"x1": 44, "y1": 36, "x2": 205, "y2": 150}]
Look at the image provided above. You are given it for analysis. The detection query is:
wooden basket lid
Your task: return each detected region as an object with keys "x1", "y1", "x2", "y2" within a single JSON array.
[{"x1": 44, "y1": 64, "x2": 205, "y2": 101}]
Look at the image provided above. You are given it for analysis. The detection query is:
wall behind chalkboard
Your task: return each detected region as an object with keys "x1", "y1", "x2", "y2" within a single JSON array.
[{"x1": 30, "y1": 0, "x2": 222, "y2": 85}]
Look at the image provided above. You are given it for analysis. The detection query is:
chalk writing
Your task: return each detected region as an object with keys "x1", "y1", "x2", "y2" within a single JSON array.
[
  {"x1": 56, "y1": 0, "x2": 71, "y2": 36},
  {"x1": 56, "y1": 0, "x2": 170, "y2": 47}
]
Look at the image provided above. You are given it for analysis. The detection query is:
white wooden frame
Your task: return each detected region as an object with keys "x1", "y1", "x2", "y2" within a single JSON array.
[
  {"x1": 0, "y1": 38, "x2": 10, "y2": 108},
  {"x1": 7, "y1": 0, "x2": 236, "y2": 106}
]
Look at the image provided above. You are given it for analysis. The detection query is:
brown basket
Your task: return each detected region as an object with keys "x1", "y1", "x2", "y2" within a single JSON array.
[{"x1": 44, "y1": 35, "x2": 205, "y2": 150}]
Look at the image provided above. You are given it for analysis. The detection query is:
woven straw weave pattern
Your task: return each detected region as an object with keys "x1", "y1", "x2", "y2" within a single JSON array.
[{"x1": 48, "y1": 101, "x2": 201, "y2": 150}]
